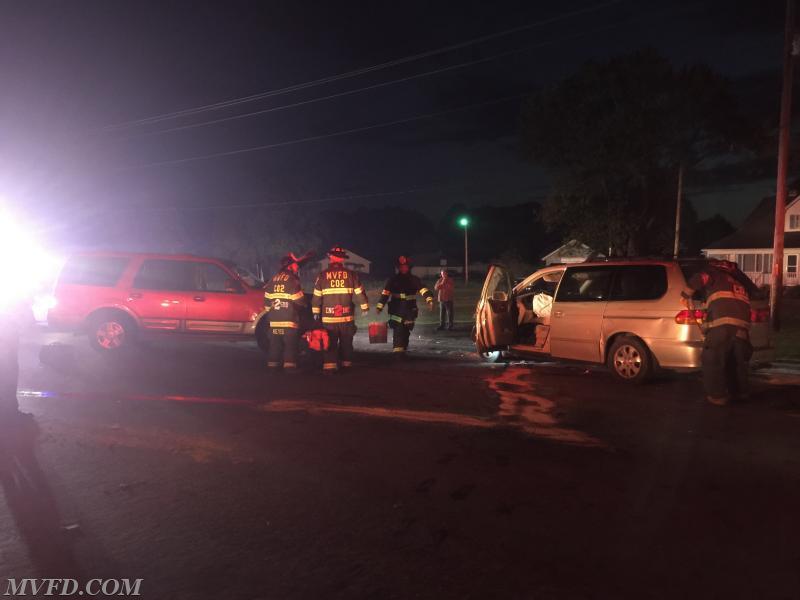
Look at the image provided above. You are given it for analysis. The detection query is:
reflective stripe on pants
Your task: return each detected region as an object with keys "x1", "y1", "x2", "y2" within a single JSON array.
[
  {"x1": 389, "y1": 319, "x2": 414, "y2": 351},
  {"x1": 267, "y1": 327, "x2": 299, "y2": 368},
  {"x1": 701, "y1": 325, "x2": 752, "y2": 400},
  {"x1": 323, "y1": 322, "x2": 356, "y2": 369}
]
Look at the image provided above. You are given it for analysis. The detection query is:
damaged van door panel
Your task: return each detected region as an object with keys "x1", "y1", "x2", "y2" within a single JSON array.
[{"x1": 475, "y1": 265, "x2": 516, "y2": 351}]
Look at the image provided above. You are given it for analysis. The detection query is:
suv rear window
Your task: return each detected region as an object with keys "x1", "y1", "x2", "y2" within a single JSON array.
[
  {"x1": 59, "y1": 256, "x2": 129, "y2": 287},
  {"x1": 609, "y1": 265, "x2": 667, "y2": 301}
]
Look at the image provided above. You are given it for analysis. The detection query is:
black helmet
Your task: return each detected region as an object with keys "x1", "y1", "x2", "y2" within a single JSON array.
[
  {"x1": 280, "y1": 253, "x2": 299, "y2": 268},
  {"x1": 327, "y1": 246, "x2": 349, "y2": 259}
]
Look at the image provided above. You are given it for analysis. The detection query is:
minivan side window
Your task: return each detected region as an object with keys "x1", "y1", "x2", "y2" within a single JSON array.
[
  {"x1": 133, "y1": 259, "x2": 191, "y2": 291},
  {"x1": 59, "y1": 256, "x2": 129, "y2": 287},
  {"x1": 609, "y1": 265, "x2": 668, "y2": 301},
  {"x1": 555, "y1": 267, "x2": 614, "y2": 302}
]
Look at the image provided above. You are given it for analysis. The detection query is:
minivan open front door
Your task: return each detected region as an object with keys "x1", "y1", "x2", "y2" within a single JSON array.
[{"x1": 475, "y1": 265, "x2": 516, "y2": 353}]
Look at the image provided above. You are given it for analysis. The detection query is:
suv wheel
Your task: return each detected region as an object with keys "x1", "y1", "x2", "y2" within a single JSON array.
[
  {"x1": 608, "y1": 336, "x2": 652, "y2": 384},
  {"x1": 87, "y1": 312, "x2": 135, "y2": 352}
]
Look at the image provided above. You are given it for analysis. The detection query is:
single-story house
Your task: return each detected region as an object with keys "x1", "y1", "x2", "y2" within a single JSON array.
[
  {"x1": 541, "y1": 240, "x2": 599, "y2": 265},
  {"x1": 313, "y1": 248, "x2": 371, "y2": 275},
  {"x1": 703, "y1": 195, "x2": 800, "y2": 287}
]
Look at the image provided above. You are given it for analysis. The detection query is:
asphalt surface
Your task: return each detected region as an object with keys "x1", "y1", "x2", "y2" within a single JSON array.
[{"x1": 1, "y1": 325, "x2": 799, "y2": 599}]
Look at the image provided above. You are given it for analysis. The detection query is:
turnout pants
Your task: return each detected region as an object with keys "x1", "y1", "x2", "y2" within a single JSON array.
[
  {"x1": 390, "y1": 318, "x2": 415, "y2": 353},
  {"x1": 323, "y1": 322, "x2": 356, "y2": 370},
  {"x1": 701, "y1": 325, "x2": 752, "y2": 401},
  {"x1": 267, "y1": 327, "x2": 299, "y2": 369},
  {"x1": 439, "y1": 301, "x2": 454, "y2": 329}
]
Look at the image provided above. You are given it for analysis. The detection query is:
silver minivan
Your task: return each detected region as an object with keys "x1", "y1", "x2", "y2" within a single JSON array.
[{"x1": 474, "y1": 259, "x2": 773, "y2": 383}]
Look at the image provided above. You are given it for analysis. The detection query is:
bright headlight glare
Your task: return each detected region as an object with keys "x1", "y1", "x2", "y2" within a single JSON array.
[{"x1": 0, "y1": 208, "x2": 62, "y2": 311}]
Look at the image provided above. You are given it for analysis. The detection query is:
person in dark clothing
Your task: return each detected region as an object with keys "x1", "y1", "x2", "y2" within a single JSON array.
[
  {"x1": 311, "y1": 247, "x2": 369, "y2": 372},
  {"x1": 0, "y1": 298, "x2": 34, "y2": 425},
  {"x1": 376, "y1": 256, "x2": 434, "y2": 354},
  {"x1": 434, "y1": 269, "x2": 455, "y2": 331},
  {"x1": 264, "y1": 253, "x2": 306, "y2": 373},
  {"x1": 681, "y1": 260, "x2": 755, "y2": 405},
  {"x1": 0, "y1": 319, "x2": 20, "y2": 417}
]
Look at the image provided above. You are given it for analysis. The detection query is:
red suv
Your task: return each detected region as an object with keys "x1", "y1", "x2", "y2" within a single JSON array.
[{"x1": 47, "y1": 252, "x2": 273, "y2": 352}]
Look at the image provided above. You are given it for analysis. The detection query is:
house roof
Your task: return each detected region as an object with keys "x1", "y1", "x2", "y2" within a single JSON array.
[
  {"x1": 541, "y1": 239, "x2": 593, "y2": 261},
  {"x1": 317, "y1": 248, "x2": 371, "y2": 264},
  {"x1": 706, "y1": 196, "x2": 800, "y2": 249}
]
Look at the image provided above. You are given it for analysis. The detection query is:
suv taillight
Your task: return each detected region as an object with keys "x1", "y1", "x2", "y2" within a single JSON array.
[
  {"x1": 675, "y1": 309, "x2": 707, "y2": 324},
  {"x1": 750, "y1": 307, "x2": 770, "y2": 323}
]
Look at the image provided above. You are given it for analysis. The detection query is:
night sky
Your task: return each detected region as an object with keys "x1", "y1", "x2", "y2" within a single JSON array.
[{"x1": 0, "y1": 0, "x2": 789, "y2": 249}]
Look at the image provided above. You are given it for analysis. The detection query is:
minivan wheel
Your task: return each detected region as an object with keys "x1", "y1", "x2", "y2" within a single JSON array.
[
  {"x1": 87, "y1": 312, "x2": 135, "y2": 352},
  {"x1": 608, "y1": 336, "x2": 652, "y2": 384},
  {"x1": 480, "y1": 350, "x2": 504, "y2": 363}
]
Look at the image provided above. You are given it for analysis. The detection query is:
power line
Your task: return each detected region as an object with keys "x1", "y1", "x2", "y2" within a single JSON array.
[
  {"x1": 102, "y1": 0, "x2": 623, "y2": 132},
  {"x1": 109, "y1": 184, "x2": 551, "y2": 212},
  {"x1": 117, "y1": 92, "x2": 531, "y2": 171},
  {"x1": 120, "y1": 12, "x2": 648, "y2": 141}
]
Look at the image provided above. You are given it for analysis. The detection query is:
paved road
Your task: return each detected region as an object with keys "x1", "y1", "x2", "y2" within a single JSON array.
[{"x1": 2, "y1": 326, "x2": 799, "y2": 599}]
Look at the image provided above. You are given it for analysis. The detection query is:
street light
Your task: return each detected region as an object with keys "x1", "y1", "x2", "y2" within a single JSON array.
[{"x1": 459, "y1": 216, "x2": 469, "y2": 284}]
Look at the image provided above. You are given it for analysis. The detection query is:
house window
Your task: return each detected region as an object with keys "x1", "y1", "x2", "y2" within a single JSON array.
[
  {"x1": 788, "y1": 255, "x2": 798, "y2": 277},
  {"x1": 763, "y1": 253, "x2": 773, "y2": 274},
  {"x1": 790, "y1": 214, "x2": 800, "y2": 230},
  {"x1": 736, "y1": 254, "x2": 756, "y2": 273}
]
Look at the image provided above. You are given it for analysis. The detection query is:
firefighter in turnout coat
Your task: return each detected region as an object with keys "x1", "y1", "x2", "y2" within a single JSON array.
[
  {"x1": 681, "y1": 260, "x2": 755, "y2": 405},
  {"x1": 264, "y1": 253, "x2": 305, "y2": 372},
  {"x1": 312, "y1": 247, "x2": 369, "y2": 372},
  {"x1": 376, "y1": 256, "x2": 434, "y2": 354}
]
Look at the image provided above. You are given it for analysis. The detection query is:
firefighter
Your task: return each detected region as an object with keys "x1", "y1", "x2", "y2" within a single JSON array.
[
  {"x1": 311, "y1": 247, "x2": 369, "y2": 372},
  {"x1": 681, "y1": 260, "x2": 755, "y2": 405},
  {"x1": 0, "y1": 310, "x2": 21, "y2": 419},
  {"x1": 375, "y1": 255, "x2": 434, "y2": 354},
  {"x1": 263, "y1": 253, "x2": 306, "y2": 373}
]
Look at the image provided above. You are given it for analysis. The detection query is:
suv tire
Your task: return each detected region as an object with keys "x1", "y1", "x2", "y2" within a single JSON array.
[
  {"x1": 87, "y1": 311, "x2": 136, "y2": 353},
  {"x1": 607, "y1": 336, "x2": 652, "y2": 384}
]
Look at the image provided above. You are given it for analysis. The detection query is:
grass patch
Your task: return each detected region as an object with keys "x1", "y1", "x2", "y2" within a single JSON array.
[{"x1": 775, "y1": 298, "x2": 800, "y2": 360}]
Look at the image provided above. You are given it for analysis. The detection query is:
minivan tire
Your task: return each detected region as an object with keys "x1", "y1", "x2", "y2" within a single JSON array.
[
  {"x1": 480, "y1": 350, "x2": 505, "y2": 363},
  {"x1": 607, "y1": 336, "x2": 652, "y2": 384},
  {"x1": 87, "y1": 311, "x2": 136, "y2": 353}
]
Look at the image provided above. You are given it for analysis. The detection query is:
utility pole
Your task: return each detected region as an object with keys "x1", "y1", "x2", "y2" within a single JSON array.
[
  {"x1": 771, "y1": 0, "x2": 797, "y2": 332},
  {"x1": 673, "y1": 163, "x2": 684, "y2": 259},
  {"x1": 459, "y1": 217, "x2": 470, "y2": 285}
]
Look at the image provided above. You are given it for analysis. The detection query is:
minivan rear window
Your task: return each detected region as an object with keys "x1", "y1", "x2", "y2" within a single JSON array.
[
  {"x1": 59, "y1": 256, "x2": 129, "y2": 287},
  {"x1": 609, "y1": 265, "x2": 667, "y2": 301}
]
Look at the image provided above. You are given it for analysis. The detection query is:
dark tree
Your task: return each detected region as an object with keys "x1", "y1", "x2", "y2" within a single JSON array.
[
  {"x1": 686, "y1": 213, "x2": 735, "y2": 255},
  {"x1": 521, "y1": 49, "x2": 751, "y2": 256},
  {"x1": 436, "y1": 202, "x2": 558, "y2": 265},
  {"x1": 321, "y1": 207, "x2": 437, "y2": 277}
]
